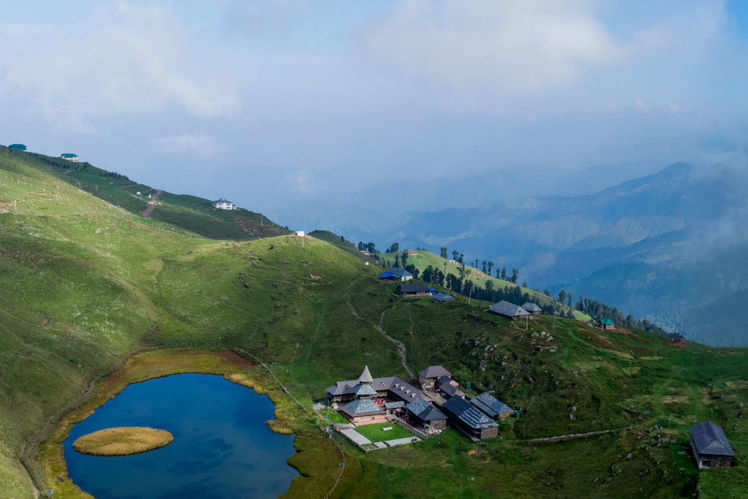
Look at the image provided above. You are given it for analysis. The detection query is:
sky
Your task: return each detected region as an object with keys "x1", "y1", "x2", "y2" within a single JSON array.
[{"x1": 1, "y1": 0, "x2": 747, "y2": 233}]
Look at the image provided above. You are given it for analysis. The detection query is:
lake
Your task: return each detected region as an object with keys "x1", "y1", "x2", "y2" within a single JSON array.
[{"x1": 63, "y1": 373, "x2": 298, "y2": 499}]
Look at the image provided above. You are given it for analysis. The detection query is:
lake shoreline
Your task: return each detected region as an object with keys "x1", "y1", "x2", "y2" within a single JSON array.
[{"x1": 34, "y1": 349, "x2": 305, "y2": 498}]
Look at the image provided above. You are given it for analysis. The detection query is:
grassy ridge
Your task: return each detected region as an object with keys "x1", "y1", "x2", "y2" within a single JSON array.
[
  {"x1": 26, "y1": 150, "x2": 289, "y2": 240},
  {"x1": 1, "y1": 147, "x2": 747, "y2": 498},
  {"x1": 384, "y1": 249, "x2": 591, "y2": 320}
]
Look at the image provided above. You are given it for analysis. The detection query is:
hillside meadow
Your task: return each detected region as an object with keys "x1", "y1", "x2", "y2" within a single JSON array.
[{"x1": 0, "y1": 148, "x2": 746, "y2": 498}]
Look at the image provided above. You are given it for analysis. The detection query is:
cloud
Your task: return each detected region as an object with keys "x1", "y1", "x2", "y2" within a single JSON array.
[
  {"x1": 0, "y1": 3, "x2": 240, "y2": 132},
  {"x1": 154, "y1": 134, "x2": 227, "y2": 158},
  {"x1": 364, "y1": 0, "x2": 622, "y2": 95}
]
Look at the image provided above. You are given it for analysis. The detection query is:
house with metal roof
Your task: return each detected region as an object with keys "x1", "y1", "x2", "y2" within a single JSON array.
[
  {"x1": 443, "y1": 396, "x2": 498, "y2": 440},
  {"x1": 418, "y1": 365, "x2": 451, "y2": 391},
  {"x1": 8, "y1": 144, "x2": 27, "y2": 151},
  {"x1": 339, "y1": 398, "x2": 387, "y2": 425},
  {"x1": 397, "y1": 282, "x2": 431, "y2": 297},
  {"x1": 470, "y1": 392, "x2": 515, "y2": 419},
  {"x1": 522, "y1": 302, "x2": 542, "y2": 314},
  {"x1": 326, "y1": 366, "x2": 423, "y2": 407},
  {"x1": 488, "y1": 301, "x2": 530, "y2": 320},
  {"x1": 600, "y1": 317, "x2": 615, "y2": 330},
  {"x1": 433, "y1": 292, "x2": 455, "y2": 303},
  {"x1": 437, "y1": 376, "x2": 465, "y2": 399},
  {"x1": 378, "y1": 268, "x2": 413, "y2": 281},
  {"x1": 689, "y1": 421, "x2": 735, "y2": 468},
  {"x1": 405, "y1": 398, "x2": 447, "y2": 433},
  {"x1": 60, "y1": 153, "x2": 78, "y2": 162}
]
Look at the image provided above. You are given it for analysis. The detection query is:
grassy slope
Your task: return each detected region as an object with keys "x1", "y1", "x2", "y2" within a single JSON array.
[
  {"x1": 385, "y1": 249, "x2": 590, "y2": 320},
  {"x1": 28, "y1": 151, "x2": 289, "y2": 240},
  {"x1": 0, "y1": 148, "x2": 746, "y2": 498}
]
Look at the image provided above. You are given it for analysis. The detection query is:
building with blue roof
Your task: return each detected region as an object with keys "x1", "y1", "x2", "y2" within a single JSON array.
[
  {"x1": 378, "y1": 268, "x2": 413, "y2": 281},
  {"x1": 405, "y1": 398, "x2": 447, "y2": 433},
  {"x1": 8, "y1": 144, "x2": 27, "y2": 151}
]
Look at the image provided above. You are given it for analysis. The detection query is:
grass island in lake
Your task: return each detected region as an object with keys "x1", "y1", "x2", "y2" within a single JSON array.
[{"x1": 63, "y1": 373, "x2": 298, "y2": 499}]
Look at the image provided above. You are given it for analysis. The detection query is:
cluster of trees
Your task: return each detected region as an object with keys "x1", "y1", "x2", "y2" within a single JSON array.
[
  {"x1": 574, "y1": 296, "x2": 666, "y2": 334},
  {"x1": 356, "y1": 241, "x2": 376, "y2": 254}
]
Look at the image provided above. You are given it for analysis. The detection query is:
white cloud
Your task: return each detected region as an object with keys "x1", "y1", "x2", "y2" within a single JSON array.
[
  {"x1": 364, "y1": 0, "x2": 622, "y2": 94},
  {"x1": 0, "y1": 3, "x2": 240, "y2": 131}
]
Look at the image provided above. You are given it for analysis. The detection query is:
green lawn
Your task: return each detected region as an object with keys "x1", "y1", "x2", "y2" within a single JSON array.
[{"x1": 354, "y1": 422, "x2": 414, "y2": 442}]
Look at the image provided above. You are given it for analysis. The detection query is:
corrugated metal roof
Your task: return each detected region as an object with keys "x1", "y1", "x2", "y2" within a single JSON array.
[
  {"x1": 522, "y1": 302, "x2": 541, "y2": 312},
  {"x1": 488, "y1": 301, "x2": 530, "y2": 318},
  {"x1": 470, "y1": 392, "x2": 514, "y2": 418},
  {"x1": 406, "y1": 398, "x2": 446, "y2": 421},
  {"x1": 353, "y1": 383, "x2": 376, "y2": 396},
  {"x1": 443, "y1": 397, "x2": 497, "y2": 430},
  {"x1": 690, "y1": 421, "x2": 734, "y2": 456},
  {"x1": 340, "y1": 398, "x2": 384, "y2": 417},
  {"x1": 433, "y1": 292, "x2": 455, "y2": 302}
]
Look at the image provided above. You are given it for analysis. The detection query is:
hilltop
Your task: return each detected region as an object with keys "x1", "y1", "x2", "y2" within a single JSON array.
[
  {"x1": 24, "y1": 149, "x2": 289, "y2": 240},
  {"x1": 0, "y1": 148, "x2": 746, "y2": 498}
]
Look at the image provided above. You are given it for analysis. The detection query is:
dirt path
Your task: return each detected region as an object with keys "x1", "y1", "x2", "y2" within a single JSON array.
[
  {"x1": 141, "y1": 190, "x2": 161, "y2": 218},
  {"x1": 376, "y1": 308, "x2": 414, "y2": 379},
  {"x1": 344, "y1": 279, "x2": 414, "y2": 378}
]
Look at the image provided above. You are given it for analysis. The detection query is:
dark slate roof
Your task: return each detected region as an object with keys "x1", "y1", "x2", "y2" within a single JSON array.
[
  {"x1": 690, "y1": 421, "x2": 734, "y2": 457},
  {"x1": 443, "y1": 397, "x2": 498, "y2": 430},
  {"x1": 340, "y1": 398, "x2": 384, "y2": 417},
  {"x1": 437, "y1": 376, "x2": 458, "y2": 396},
  {"x1": 326, "y1": 376, "x2": 423, "y2": 401},
  {"x1": 379, "y1": 268, "x2": 413, "y2": 279},
  {"x1": 488, "y1": 301, "x2": 530, "y2": 318},
  {"x1": 419, "y1": 365, "x2": 451, "y2": 379},
  {"x1": 522, "y1": 302, "x2": 542, "y2": 313},
  {"x1": 385, "y1": 401, "x2": 405, "y2": 410},
  {"x1": 433, "y1": 292, "x2": 455, "y2": 302},
  {"x1": 470, "y1": 392, "x2": 514, "y2": 418},
  {"x1": 398, "y1": 283, "x2": 430, "y2": 294},
  {"x1": 406, "y1": 398, "x2": 447, "y2": 421}
]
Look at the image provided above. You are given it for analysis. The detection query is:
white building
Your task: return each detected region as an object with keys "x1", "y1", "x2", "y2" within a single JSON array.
[
  {"x1": 213, "y1": 199, "x2": 237, "y2": 210},
  {"x1": 295, "y1": 230, "x2": 305, "y2": 237}
]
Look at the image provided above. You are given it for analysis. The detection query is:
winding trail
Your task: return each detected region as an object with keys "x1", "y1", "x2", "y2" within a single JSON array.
[
  {"x1": 141, "y1": 190, "x2": 161, "y2": 218},
  {"x1": 343, "y1": 278, "x2": 414, "y2": 379}
]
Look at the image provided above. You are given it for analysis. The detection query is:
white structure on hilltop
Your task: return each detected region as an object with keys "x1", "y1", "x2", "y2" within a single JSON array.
[
  {"x1": 295, "y1": 230, "x2": 305, "y2": 237},
  {"x1": 213, "y1": 199, "x2": 237, "y2": 210}
]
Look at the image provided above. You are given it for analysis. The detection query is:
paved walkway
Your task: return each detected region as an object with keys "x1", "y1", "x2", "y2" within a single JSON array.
[{"x1": 340, "y1": 428, "x2": 372, "y2": 447}]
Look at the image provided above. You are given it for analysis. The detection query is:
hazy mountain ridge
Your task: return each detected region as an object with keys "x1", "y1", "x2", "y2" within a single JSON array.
[{"x1": 362, "y1": 163, "x2": 748, "y2": 346}]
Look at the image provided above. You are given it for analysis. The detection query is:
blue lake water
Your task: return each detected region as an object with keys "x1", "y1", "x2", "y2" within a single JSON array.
[{"x1": 63, "y1": 374, "x2": 298, "y2": 499}]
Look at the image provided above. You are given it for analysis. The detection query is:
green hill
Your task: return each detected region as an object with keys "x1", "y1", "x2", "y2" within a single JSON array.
[
  {"x1": 1, "y1": 147, "x2": 746, "y2": 498},
  {"x1": 25, "y1": 149, "x2": 289, "y2": 240},
  {"x1": 382, "y1": 249, "x2": 591, "y2": 320}
]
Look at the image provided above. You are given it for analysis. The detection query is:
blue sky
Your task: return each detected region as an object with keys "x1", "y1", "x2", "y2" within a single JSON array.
[{"x1": 1, "y1": 1, "x2": 747, "y2": 231}]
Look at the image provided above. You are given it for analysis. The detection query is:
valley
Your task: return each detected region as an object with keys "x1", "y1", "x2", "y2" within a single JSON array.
[{"x1": 0, "y1": 149, "x2": 746, "y2": 498}]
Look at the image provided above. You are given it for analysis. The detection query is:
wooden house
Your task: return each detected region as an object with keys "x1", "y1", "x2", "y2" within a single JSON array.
[
  {"x1": 443, "y1": 396, "x2": 498, "y2": 440},
  {"x1": 470, "y1": 392, "x2": 514, "y2": 419},
  {"x1": 398, "y1": 283, "x2": 431, "y2": 297},
  {"x1": 521, "y1": 302, "x2": 542, "y2": 315},
  {"x1": 690, "y1": 421, "x2": 735, "y2": 469},
  {"x1": 419, "y1": 365, "x2": 451, "y2": 391},
  {"x1": 405, "y1": 398, "x2": 447, "y2": 433},
  {"x1": 488, "y1": 301, "x2": 530, "y2": 320},
  {"x1": 379, "y1": 268, "x2": 413, "y2": 281}
]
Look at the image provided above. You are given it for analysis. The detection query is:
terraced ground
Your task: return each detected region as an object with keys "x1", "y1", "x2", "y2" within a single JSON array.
[{"x1": 0, "y1": 147, "x2": 746, "y2": 498}]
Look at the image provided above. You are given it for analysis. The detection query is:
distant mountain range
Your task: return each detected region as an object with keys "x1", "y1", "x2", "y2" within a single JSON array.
[{"x1": 356, "y1": 163, "x2": 748, "y2": 346}]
